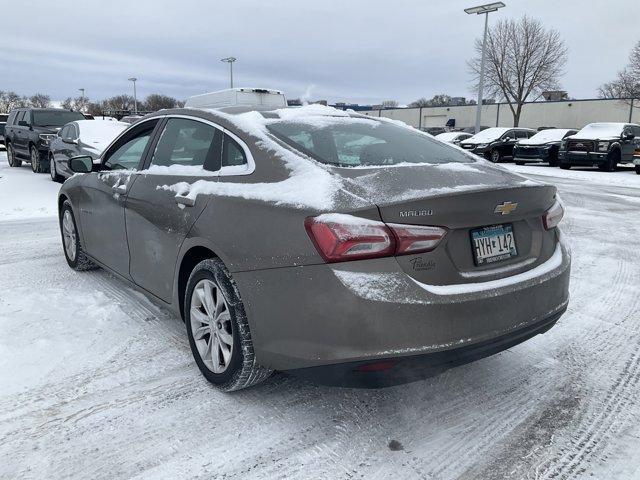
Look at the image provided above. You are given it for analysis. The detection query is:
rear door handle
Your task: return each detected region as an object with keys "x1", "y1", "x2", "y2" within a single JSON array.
[{"x1": 175, "y1": 195, "x2": 195, "y2": 207}]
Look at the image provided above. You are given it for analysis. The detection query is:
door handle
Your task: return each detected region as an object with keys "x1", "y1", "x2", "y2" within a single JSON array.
[
  {"x1": 175, "y1": 195, "x2": 195, "y2": 207},
  {"x1": 112, "y1": 184, "x2": 127, "y2": 194}
]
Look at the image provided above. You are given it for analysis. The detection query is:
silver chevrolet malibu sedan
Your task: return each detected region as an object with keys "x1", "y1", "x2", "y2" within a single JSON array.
[{"x1": 58, "y1": 94, "x2": 570, "y2": 391}]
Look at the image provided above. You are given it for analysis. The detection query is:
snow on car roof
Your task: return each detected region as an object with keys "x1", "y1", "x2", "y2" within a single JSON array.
[
  {"x1": 573, "y1": 122, "x2": 636, "y2": 139},
  {"x1": 75, "y1": 120, "x2": 128, "y2": 151},
  {"x1": 435, "y1": 132, "x2": 466, "y2": 141},
  {"x1": 519, "y1": 129, "x2": 575, "y2": 145},
  {"x1": 464, "y1": 127, "x2": 512, "y2": 142}
]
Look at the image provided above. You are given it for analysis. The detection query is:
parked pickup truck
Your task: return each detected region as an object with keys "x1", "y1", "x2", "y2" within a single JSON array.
[
  {"x1": 558, "y1": 122, "x2": 640, "y2": 172},
  {"x1": 4, "y1": 108, "x2": 85, "y2": 172}
]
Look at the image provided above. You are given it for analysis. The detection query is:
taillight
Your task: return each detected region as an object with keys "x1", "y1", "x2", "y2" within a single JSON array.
[
  {"x1": 386, "y1": 223, "x2": 447, "y2": 255},
  {"x1": 543, "y1": 200, "x2": 564, "y2": 230},
  {"x1": 305, "y1": 214, "x2": 447, "y2": 263},
  {"x1": 304, "y1": 214, "x2": 395, "y2": 263}
]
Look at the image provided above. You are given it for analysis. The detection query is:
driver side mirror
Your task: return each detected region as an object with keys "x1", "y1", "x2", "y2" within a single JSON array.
[
  {"x1": 62, "y1": 137, "x2": 78, "y2": 145},
  {"x1": 622, "y1": 128, "x2": 635, "y2": 140},
  {"x1": 503, "y1": 136, "x2": 512, "y2": 142},
  {"x1": 68, "y1": 155, "x2": 93, "y2": 173}
]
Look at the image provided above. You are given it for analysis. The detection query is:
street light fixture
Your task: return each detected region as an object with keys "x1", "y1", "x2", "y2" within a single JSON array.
[
  {"x1": 220, "y1": 57, "x2": 237, "y2": 89},
  {"x1": 128, "y1": 77, "x2": 138, "y2": 114},
  {"x1": 465, "y1": 2, "x2": 506, "y2": 133},
  {"x1": 78, "y1": 88, "x2": 85, "y2": 112}
]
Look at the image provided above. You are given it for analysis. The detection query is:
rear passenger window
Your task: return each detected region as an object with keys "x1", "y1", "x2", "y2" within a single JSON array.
[
  {"x1": 222, "y1": 134, "x2": 247, "y2": 167},
  {"x1": 151, "y1": 118, "x2": 219, "y2": 169},
  {"x1": 515, "y1": 130, "x2": 528, "y2": 139}
]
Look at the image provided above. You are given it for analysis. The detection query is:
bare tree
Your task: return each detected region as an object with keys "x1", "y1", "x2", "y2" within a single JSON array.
[
  {"x1": 598, "y1": 40, "x2": 640, "y2": 101},
  {"x1": 102, "y1": 94, "x2": 136, "y2": 112},
  {"x1": 0, "y1": 91, "x2": 29, "y2": 112},
  {"x1": 409, "y1": 94, "x2": 454, "y2": 108},
  {"x1": 29, "y1": 93, "x2": 51, "y2": 108},
  {"x1": 468, "y1": 16, "x2": 567, "y2": 126},
  {"x1": 143, "y1": 93, "x2": 183, "y2": 111},
  {"x1": 381, "y1": 100, "x2": 399, "y2": 109}
]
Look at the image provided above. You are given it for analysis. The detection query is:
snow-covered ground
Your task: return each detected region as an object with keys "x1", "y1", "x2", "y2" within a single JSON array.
[{"x1": 1, "y1": 153, "x2": 640, "y2": 479}]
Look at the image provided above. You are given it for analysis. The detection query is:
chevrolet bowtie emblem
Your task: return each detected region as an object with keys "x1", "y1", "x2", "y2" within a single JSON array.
[{"x1": 494, "y1": 201, "x2": 518, "y2": 215}]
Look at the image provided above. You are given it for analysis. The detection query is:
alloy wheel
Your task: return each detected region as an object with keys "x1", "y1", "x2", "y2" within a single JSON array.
[
  {"x1": 491, "y1": 150, "x2": 500, "y2": 163},
  {"x1": 62, "y1": 210, "x2": 77, "y2": 262},
  {"x1": 190, "y1": 279, "x2": 234, "y2": 374}
]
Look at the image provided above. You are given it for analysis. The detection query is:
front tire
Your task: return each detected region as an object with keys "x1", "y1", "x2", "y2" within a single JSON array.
[
  {"x1": 60, "y1": 200, "x2": 97, "y2": 271},
  {"x1": 185, "y1": 258, "x2": 272, "y2": 391},
  {"x1": 30, "y1": 146, "x2": 46, "y2": 173},
  {"x1": 635, "y1": 165, "x2": 640, "y2": 175},
  {"x1": 489, "y1": 149, "x2": 502, "y2": 163},
  {"x1": 559, "y1": 162, "x2": 571, "y2": 170},
  {"x1": 7, "y1": 143, "x2": 21, "y2": 167},
  {"x1": 599, "y1": 149, "x2": 620, "y2": 172},
  {"x1": 514, "y1": 160, "x2": 525, "y2": 166},
  {"x1": 50, "y1": 154, "x2": 62, "y2": 182}
]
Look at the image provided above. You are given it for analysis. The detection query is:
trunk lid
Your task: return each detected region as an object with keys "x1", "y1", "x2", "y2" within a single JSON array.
[{"x1": 334, "y1": 161, "x2": 558, "y2": 285}]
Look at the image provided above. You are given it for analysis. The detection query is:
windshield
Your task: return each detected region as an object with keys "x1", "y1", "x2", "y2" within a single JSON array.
[
  {"x1": 575, "y1": 123, "x2": 625, "y2": 138},
  {"x1": 267, "y1": 118, "x2": 472, "y2": 167},
  {"x1": 466, "y1": 128, "x2": 510, "y2": 142},
  {"x1": 32, "y1": 110, "x2": 85, "y2": 127}
]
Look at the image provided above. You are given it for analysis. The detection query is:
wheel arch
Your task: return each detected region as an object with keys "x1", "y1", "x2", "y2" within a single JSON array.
[{"x1": 176, "y1": 244, "x2": 221, "y2": 321}]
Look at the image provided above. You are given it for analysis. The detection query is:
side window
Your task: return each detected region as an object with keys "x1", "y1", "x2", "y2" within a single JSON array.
[
  {"x1": 151, "y1": 118, "x2": 219, "y2": 169},
  {"x1": 103, "y1": 125, "x2": 156, "y2": 171},
  {"x1": 22, "y1": 111, "x2": 31, "y2": 126},
  {"x1": 515, "y1": 130, "x2": 528, "y2": 139},
  {"x1": 7, "y1": 111, "x2": 17, "y2": 125},
  {"x1": 501, "y1": 130, "x2": 513, "y2": 140},
  {"x1": 15, "y1": 111, "x2": 25, "y2": 124},
  {"x1": 222, "y1": 134, "x2": 247, "y2": 167}
]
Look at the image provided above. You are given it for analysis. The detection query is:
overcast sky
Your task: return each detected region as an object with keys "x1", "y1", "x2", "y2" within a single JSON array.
[{"x1": 1, "y1": 0, "x2": 638, "y2": 105}]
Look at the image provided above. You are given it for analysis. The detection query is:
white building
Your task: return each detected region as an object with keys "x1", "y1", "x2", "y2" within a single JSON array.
[{"x1": 360, "y1": 98, "x2": 639, "y2": 130}]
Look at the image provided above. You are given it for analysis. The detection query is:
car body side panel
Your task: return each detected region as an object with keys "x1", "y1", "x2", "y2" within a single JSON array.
[
  {"x1": 125, "y1": 174, "x2": 212, "y2": 303},
  {"x1": 79, "y1": 172, "x2": 137, "y2": 278}
]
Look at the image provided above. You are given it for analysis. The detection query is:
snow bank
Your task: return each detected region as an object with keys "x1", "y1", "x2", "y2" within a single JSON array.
[{"x1": 0, "y1": 154, "x2": 60, "y2": 221}]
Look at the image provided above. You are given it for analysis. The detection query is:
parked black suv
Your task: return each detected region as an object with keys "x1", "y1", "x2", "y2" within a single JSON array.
[
  {"x1": 558, "y1": 122, "x2": 640, "y2": 171},
  {"x1": 459, "y1": 127, "x2": 536, "y2": 162},
  {"x1": 4, "y1": 108, "x2": 85, "y2": 172}
]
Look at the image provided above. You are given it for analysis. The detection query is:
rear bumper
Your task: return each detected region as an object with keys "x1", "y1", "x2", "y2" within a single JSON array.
[
  {"x1": 289, "y1": 307, "x2": 564, "y2": 387},
  {"x1": 235, "y1": 238, "x2": 571, "y2": 372}
]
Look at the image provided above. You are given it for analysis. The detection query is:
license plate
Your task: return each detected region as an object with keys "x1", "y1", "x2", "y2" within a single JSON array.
[{"x1": 470, "y1": 224, "x2": 518, "y2": 266}]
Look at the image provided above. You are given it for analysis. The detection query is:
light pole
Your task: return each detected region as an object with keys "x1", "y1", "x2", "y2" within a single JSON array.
[
  {"x1": 465, "y1": 2, "x2": 505, "y2": 133},
  {"x1": 128, "y1": 77, "x2": 138, "y2": 114},
  {"x1": 220, "y1": 57, "x2": 237, "y2": 89},
  {"x1": 78, "y1": 88, "x2": 85, "y2": 112}
]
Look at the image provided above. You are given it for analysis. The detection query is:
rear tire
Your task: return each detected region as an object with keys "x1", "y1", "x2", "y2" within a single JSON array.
[
  {"x1": 635, "y1": 165, "x2": 640, "y2": 175},
  {"x1": 514, "y1": 161, "x2": 525, "y2": 166},
  {"x1": 7, "y1": 143, "x2": 21, "y2": 167},
  {"x1": 185, "y1": 258, "x2": 272, "y2": 392},
  {"x1": 60, "y1": 200, "x2": 97, "y2": 271},
  {"x1": 548, "y1": 150, "x2": 559, "y2": 167},
  {"x1": 30, "y1": 146, "x2": 46, "y2": 173},
  {"x1": 559, "y1": 162, "x2": 571, "y2": 170}
]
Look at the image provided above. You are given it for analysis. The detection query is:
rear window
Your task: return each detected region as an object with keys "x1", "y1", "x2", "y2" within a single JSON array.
[
  {"x1": 32, "y1": 110, "x2": 85, "y2": 127},
  {"x1": 267, "y1": 119, "x2": 471, "y2": 167}
]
